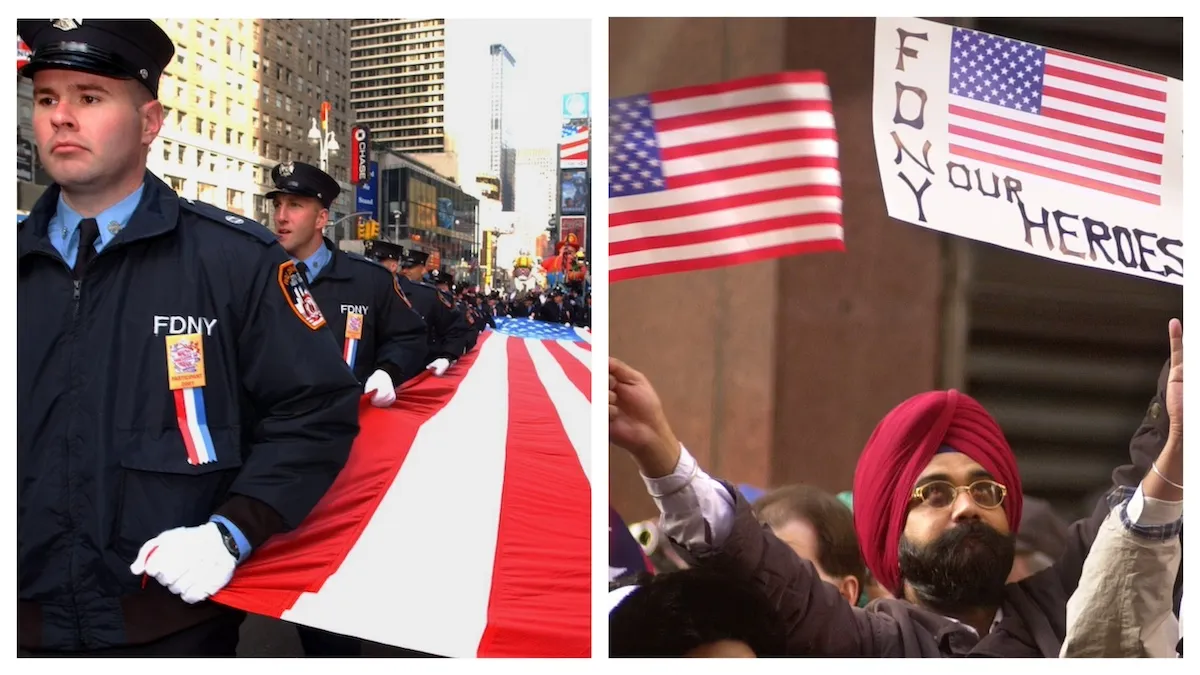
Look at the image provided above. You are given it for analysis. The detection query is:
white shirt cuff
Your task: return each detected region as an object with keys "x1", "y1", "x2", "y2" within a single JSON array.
[
  {"x1": 640, "y1": 444, "x2": 736, "y2": 552},
  {"x1": 1127, "y1": 483, "x2": 1183, "y2": 526}
]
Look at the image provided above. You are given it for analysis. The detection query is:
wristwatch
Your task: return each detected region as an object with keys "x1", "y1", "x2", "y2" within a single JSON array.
[{"x1": 212, "y1": 520, "x2": 241, "y2": 561}]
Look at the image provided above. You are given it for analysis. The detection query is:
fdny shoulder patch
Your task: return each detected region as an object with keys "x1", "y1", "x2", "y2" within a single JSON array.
[
  {"x1": 179, "y1": 198, "x2": 275, "y2": 246},
  {"x1": 437, "y1": 291, "x2": 453, "y2": 309},
  {"x1": 278, "y1": 260, "x2": 326, "y2": 330}
]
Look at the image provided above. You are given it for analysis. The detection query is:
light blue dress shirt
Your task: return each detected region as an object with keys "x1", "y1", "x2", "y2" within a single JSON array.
[
  {"x1": 292, "y1": 242, "x2": 332, "y2": 282},
  {"x1": 47, "y1": 183, "x2": 145, "y2": 268}
]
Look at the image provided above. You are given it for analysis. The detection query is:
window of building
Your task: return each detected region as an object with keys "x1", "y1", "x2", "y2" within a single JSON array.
[
  {"x1": 194, "y1": 148, "x2": 203, "y2": 167},
  {"x1": 166, "y1": 175, "x2": 185, "y2": 194},
  {"x1": 162, "y1": 140, "x2": 172, "y2": 162},
  {"x1": 193, "y1": 116, "x2": 203, "y2": 135},
  {"x1": 226, "y1": 189, "x2": 244, "y2": 214},
  {"x1": 237, "y1": 131, "x2": 245, "y2": 146},
  {"x1": 176, "y1": 143, "x2": 185, "y2": 163},
  {"x1": 208, "y1": 152, "x2": 218, "y2": 172},
  {"x1": 198, "y1": 182, "x2": 217, "y2": 202},
  {"x1": 208, "y1": 121, "x2": 216, "y2": 141},
  {"x1": 225, "y1": 128, "x2": 233, "y2": 144}
]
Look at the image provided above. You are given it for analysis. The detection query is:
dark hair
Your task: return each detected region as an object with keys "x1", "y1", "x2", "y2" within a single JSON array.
[
  {"x1": 609, "y1": 562, "x2": 788, "y2": 657},
  {"x1": 753, "y1": 484, "x2": 868, "y2": 585}
]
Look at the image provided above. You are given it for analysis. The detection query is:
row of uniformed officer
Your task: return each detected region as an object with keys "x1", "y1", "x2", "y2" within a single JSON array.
[
  {"x1": 16, "y1": 19, "x2": 362, "y2": 656},
  {"x1": 371, "y1": 244, "x2": 470, "y2": 375}
]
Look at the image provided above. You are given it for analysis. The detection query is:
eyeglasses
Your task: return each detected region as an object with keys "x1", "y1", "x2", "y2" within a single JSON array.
[{"x1": 910, "y1": 480, "x2": 1008, "y2": 510}]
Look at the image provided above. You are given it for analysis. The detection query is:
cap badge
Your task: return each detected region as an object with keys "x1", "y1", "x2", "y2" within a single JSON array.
[
  {"x1": 279, "y1": 161, "x2": 294, "y2": 177},
  {"x1": 51, "y1": 19, "x2": 82, "y2": 31},
  {"x1": 139, "y1": 69, "x2": 149, "y2": 79},
  {"x1": 226, "y1": 215, "x2": 245, "y2": 225}
]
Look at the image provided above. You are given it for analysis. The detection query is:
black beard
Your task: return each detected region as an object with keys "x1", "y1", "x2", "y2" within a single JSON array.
[{"x1": 898, "y1": 520, "x2": 1015, "y2": 613}]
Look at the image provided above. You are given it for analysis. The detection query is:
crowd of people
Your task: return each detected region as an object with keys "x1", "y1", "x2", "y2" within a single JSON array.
[{"x1": 608, "y1": 320, "x2": 1184, "y2": 658}]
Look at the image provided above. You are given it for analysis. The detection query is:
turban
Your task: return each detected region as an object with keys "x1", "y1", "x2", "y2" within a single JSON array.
[{"x1": 851, "y1": 390, "x2": 1022, "y2": 595}]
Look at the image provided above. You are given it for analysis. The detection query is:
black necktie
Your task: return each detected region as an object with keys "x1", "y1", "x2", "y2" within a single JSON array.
[
  {"x1": 296, "y1": 261, "x2": 310, "y2": 284},
  {"x1": 74, "y1": 218, "x2": 99, "y2": 278}
]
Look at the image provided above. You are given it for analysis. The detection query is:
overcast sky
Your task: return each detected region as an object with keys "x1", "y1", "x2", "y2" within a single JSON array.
[{"x1": 444, "y1": 19, "x2": 591, "y2": 181}]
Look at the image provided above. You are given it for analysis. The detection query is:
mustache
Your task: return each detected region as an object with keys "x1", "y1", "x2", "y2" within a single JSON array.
[{"x1": 898, "y1": 520, "x2": 1015, "y2": 612}]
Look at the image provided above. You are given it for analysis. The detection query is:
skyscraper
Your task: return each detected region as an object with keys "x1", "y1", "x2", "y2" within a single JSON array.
[
  {"x1": 515, "y1": 148, "x2": 556, "y2": 243},
  {"x1": 350, "y1": 20, "x2": 448, "y2": 152},
  {"x1": 489, "y1": 43, "x2": 516, "y2": 211}
]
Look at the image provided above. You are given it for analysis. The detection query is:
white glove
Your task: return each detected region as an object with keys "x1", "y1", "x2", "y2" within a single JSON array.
[
  {"x1": 364, "y1": 369, "x2": 397, "y2": 408},
  {"x1": 129, "y1": 522, "x2": 236, "y2": 604},
  {"x1": 426, "y1": 358, "x2": 451, "y2": 377}
]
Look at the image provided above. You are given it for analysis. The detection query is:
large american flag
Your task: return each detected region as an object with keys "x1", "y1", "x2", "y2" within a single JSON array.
[
  {"x1": 609, "y1": 72, "x2": 844, "y2": 283},
  {"x1": 213, "y1": 321, "x2": 591, "y2": 657},
  {"x1": 561, "y1": 123, "x2": 589, "y2": 168},
  {"x1": 948, "y1": 27, "x2": 1168, "y2": 206}
]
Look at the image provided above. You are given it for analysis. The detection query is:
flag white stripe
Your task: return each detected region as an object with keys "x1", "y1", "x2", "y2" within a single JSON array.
[
  {"x1": 950, "y1": 97, "x2": 1163, "y2": 153},
  {"x1": 280, "y1": 335, "x2": 511, "y2": 658},
  {"x1": 655, "y1": 111, "x2": 837, "y2": 148},
  {"x1": 558, "y1": 340, "x2": 591, "y2": 369},
  {"x1": 611, "y1": 196, "x2": 843, "y2": 244},
  {"x1": 609, "y1": 168, "x2": 841, "y2": 215},
  {"x1": 1041, "y1": 96, "x2": 1166, "y2": 134},
  {"x1": 651, "y1": 83, "x2": 831, "y2": 119},
  {"x1": 573, "y1": 327, "x2": 591, "y2": 343},
  {"x1": 1045, "y1": 52, "x2": 1168, "y2": 88},
  {"x1": 662, "y1": 139, "x2": 839, "y2": 176},
  {"x1": 182, "y1": 389, "x2": 212, "y2": 464},
  {"x1": 1042, "y1": 73, "x2": 1169, "y2": 113},
  {"x1": 949, "y1": 114, "x2": 1163, "y2": 175},
  {"x1": 524, "y1": 339, "x2": 591, "y2": 481},
  {"x1": 611, "y1": 224, "x2": 844, "y2": 271}
]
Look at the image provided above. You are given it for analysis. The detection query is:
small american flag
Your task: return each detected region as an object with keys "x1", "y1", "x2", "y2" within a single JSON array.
[
  {"x1": 561, "y1": 123, "x2": 589, "y2": 167},
  {"x1": 948, "y1": 27, "x2": 1167, "y2": 206},
  {"x1": 609, "y1": 72, "x2": 844, "y2": 283}
]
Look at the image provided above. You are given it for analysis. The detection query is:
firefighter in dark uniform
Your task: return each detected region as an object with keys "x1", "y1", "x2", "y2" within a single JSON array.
[
  {"x1": 16, "y1": 19, "x2": 361, "y2": 656},
  {"x1": 265, "y1": 161, "x2": 429, "y2": 403},
  {"x1": 391, "y1": 249, "x2": 469, "y2": 376},
  {"x1": 452, "y1": 283, "x2": 485, "y2": 353},
  {"x1": 537, "y1": 287, "x2": 570, "y2": 324}
]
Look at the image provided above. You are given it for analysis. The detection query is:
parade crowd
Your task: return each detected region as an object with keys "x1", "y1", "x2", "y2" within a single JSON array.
[{"x1": 608, "y1": 320, "x2": 1184, "y2": 658}]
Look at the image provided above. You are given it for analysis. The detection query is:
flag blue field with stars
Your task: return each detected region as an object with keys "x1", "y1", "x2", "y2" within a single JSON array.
[{"x1": 492, "y1": 317, "x2": 586, "y2": 342}]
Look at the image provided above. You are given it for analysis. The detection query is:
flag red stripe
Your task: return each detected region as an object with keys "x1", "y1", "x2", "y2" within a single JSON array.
[
  {"x1": 1041, "y1": 85, "x2": 1165, "y2": 123},
  {"x1": 210, "y1": 334, "x2": 492, "y2": 618},
  {"x1": 654, "y1": 99, "x2": 832, "y2": 132},
  {"x1": 1047, "y1": 48, "x2": 1169, "y2": 82},
  {"x1": 948, "y1": 144, "x2": 1161, "y2": 205},
  {"x1": 947, "y1": 124, "x2": 1161, "y2": 184},
  {"x1": 659, "y1": 126, "x2": 837, "y2": 161},
  {"x1": 649, "y1": 70, "x2": 827, "y2": 104},
  {"x1": 948, "y1": 104, "x2": 1162, "y2": 164},
  {"x1": 576, "y1": 341, "x2": 591, "y2": 352},
  {"x1": 476, "y1": 338, "x2": 591, "y2": 657},
  {"x1": 610, "y1": 212, "x2": 840, "y2": 256},
  {"x1": 1040, "y1": 106, "x2": 1165, "y2": 144},
  {"x1": 1043, "y1": 64, "x2": 1167, "y2": 101},
  {"x1": 610, "y1": 183, "x2": 842, "y2": 228},
  {"x1": 542, "y1": 341, "x2": 591, "y2": 402},
  {"x1": 612, "y1": 239, "x2": 845, "y2": 283},
  {"x1": 174, "y1": 389, "x2": 200, "y2": 465},
  {"x1": 667, "y1": 155, "x2": 840, "y2": 189}
]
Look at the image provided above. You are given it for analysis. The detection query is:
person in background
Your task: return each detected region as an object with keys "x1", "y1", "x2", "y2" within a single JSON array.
[
  {"x1": 1008, "y1": 496, "x2": 1069, "y2": 583},
  {"x1": 753, "y1": 485, "x2": 868, "y2": 607},
  {"x1": 609, "y1": 563, "x2": 788, "y2": 657}
]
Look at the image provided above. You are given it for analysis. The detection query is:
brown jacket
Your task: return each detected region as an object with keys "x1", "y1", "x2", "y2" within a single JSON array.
[{"x1": 701, "y1": 360, "x2": 1174, "y2": 657}]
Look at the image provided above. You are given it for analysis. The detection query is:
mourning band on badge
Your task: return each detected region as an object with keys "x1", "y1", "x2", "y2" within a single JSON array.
[{"x1": 277, "y1": 260, "x2": 326, "y2": 331}]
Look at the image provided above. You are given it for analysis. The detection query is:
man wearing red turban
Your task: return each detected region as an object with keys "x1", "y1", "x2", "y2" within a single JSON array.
[{"x1": 610, "y1": 320, "x2": 1183, "y2": 656}]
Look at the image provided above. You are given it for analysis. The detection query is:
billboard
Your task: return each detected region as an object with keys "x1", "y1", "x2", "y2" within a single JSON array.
[
  {"x1": 560, "y1": 216, "x2": 586, "y2": 247},
  {"x1": 561, "y1": 93, "x2": 589, "y2": 119},
  {"x1": 560, "y1": 168, "x2": 588, "y2": 216},
  {"x1": 355, "y1": 161, "x2": 379, "y2": 221},
  {"x1": 350, "y1": 126, "x2": 371, "y2": 186},
  {"x1": 437, "y1": 197, "x2": 455, "y2": 228}
]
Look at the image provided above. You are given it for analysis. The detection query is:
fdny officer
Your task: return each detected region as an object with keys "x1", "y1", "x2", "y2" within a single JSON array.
[
  {"x1": 16, "y1": 20, "x2": 361, "y2": 656},
  {"x1": 266, "y1": 161, "x2": 429, "y2": 404},
  {"x1": 387, "y1": 249, "x2": 469, "y2": 375},
  {"x1": 538, "y1": 287, "x2": 571, "y2": 324}
]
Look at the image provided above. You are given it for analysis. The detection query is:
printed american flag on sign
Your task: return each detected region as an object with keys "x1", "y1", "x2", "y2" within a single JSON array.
[
  {"x1": 561, "y1": 124, "x2": 589, "y2": 165},
  {"x1": 609, "y1": 72, "x2": 844, "y2": 283},
  {"x1": 948, "y1": 27, "x2": 1168, "y2": 206}
]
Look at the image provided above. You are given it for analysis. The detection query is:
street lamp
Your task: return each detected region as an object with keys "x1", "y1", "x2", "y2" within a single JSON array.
[{"x1": 308, "y1": 116, "x2": 340, "y2": 173}]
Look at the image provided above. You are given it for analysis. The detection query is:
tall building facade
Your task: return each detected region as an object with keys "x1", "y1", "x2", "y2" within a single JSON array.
[
  {"x1": 19, "y1": 19, "x2": 355, "y2": 222},
  {"x1": 515, "y1": 147, "x2": 556, "y2": 247},
  {"x1": 489, "y1": 44, "x2": 517, "y2": 211},
  {"x1": 349, "y1": 19, "x2": 447, "y2": 152},
  {"x1": 146, "y1": 19, "x2": 353, "y2": 224}
]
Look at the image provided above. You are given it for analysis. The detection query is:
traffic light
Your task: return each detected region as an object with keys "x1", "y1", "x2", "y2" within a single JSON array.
[
  {"x1": 356, "y1": 221, "x2": 368, "y2": 239},
  {"x1": 365, "y1": 220, "x2": 380, "y2": 239}
]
